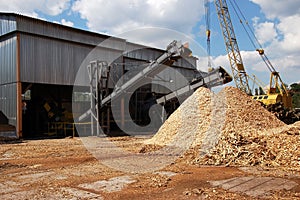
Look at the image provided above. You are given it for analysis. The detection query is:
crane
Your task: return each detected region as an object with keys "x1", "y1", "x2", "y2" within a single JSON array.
[
  {"x1": 213, "y1": 0, "x2": 251, "y2": 95},
  {"x1": 208, "y1": 0, "x2": 292, "y2": 108}
]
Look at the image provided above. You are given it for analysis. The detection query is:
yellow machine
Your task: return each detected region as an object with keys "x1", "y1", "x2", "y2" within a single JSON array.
[
  {"x1": 210, "y1": 0, "x2": 292, "y2": 108},
  {"x1": 252, "y1": 71, "x2": 292, "y2": 108}
]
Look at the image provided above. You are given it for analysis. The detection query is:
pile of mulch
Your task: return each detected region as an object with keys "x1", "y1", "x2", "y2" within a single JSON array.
[{"x1": 143, "y1": 86, "x2": 300, "y2": 170}]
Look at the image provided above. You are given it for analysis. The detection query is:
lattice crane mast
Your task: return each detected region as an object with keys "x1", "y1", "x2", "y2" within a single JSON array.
[{"x1": 213, "y1": 0, "x2": 251, "y2": 95}]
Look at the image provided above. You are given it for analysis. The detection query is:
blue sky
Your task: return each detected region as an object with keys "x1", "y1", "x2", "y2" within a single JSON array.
[{"x1": 1, "y1": 0, "x2": 299, "y2": 86}]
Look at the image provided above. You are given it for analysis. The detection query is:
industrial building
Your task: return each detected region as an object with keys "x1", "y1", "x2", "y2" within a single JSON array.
[{"x1": 0, "y1": 12, "x2": 204, "y2": 138}]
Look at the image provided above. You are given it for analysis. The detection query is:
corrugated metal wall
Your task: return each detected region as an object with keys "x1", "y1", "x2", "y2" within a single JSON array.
[
  {"x1": 0, "y1": 15, "x2": 16, "y2": 36},
  {"x1": 19, "y1": 33, "x2": 125, "y2": 86},
  {"x1": 0, "y1": 16, "x2": 17, "y2": 136},
  {"x1": 19, "y1": 34, "x2": 89, "y2": 85},
  {"x1": 0, "y1": 83, "x2": 17, "y2": 127},
  {"x1": 0, "y1": 36, "x2": 17, "y2": 84}
]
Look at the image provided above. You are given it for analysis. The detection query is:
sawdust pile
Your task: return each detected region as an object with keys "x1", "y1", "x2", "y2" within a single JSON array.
[
  {"x1": 144, "y1": 87, "x2": 213, "y2": 147},
  {"x1": 144, "y1": 86, "x2": 300, "y2": 169}
]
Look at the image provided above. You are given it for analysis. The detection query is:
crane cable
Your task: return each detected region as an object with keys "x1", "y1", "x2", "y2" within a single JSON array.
[{"x1": 228, "y1": 0, "x2": 277, "y2": 73}]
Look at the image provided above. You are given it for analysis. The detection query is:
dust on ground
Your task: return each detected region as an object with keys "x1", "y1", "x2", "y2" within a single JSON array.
[{"x1": 0, "y1": 137, "x2": 299, "y2": 200}]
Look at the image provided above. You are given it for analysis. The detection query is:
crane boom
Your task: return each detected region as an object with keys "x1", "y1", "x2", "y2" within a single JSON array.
[{"x1": 214, "y1": 0, "x2": 251, "y2": 95}]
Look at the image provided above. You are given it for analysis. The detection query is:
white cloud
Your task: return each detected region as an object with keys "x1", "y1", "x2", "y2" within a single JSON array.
[
  {"x1": 253, "y1": 20, "x2": 277, "y2": 45},
  {"x1": 43, "y1": 0, "x2": 71, "y2": 16},
  {"x1": 61, "y1": 19, "x2": 74, "y2": 27},
  {"x1": 276, "y1": 15, "x2": 300, "y2": 53},
  {"x1": 250, "y1": 0, "x2": 300, "y2": 19},
  {"x1": 53, "y1": 19, "x2": 74, "y2": 27},
  {"x1": 72, "y1": 0, "x2": 205, "y2": 40},
  {"x1": 250, "y1": 0, "x2": 300, "y2": 54},
  {"x1": 212, "y1": 54, "x2": 230, "y2": 72},
  {"x1": 117, "y1": 27, "x2": 199, "y2": 50},
  {"x1": 196, "y1": 55, "x2": 209, "y2": 72},
  {"x1": 0, "y1": 0, "x2": 70, "y2": 17}
]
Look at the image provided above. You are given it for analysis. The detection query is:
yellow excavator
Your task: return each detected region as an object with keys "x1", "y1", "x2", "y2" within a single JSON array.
[
  {"x1": 252, "y1": 49, "x2": 292, "y2": 107},
  {"x1": 207, "y1": 0, "x2": 292, "y2": 108}
]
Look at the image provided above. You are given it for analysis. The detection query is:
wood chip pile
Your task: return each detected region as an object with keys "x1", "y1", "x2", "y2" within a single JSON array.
[
  {"x1": 145, "y1": 86, "x2": 300, "y2": 170},
  {"x1": 195, "y1": 121, "x2": 300, "y2": 169},
  {"x1": 144, "y1": 87, "x2": 213, "y2": 147}
]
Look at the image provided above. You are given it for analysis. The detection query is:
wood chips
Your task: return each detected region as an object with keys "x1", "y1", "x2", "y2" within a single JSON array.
[
  {"x1": 145, "y1": 86, "x2": 300, "y2": 170},
  {"x1": 145, "y1": 87, "x2": 213, "y2": 147}
]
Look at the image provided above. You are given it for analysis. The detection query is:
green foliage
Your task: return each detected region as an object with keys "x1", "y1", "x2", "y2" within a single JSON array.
[
  {"x1": 290, "y1": 83, "x2": 300, "y2": 108},
  {"x1": 291, "y1": 83, "x2": 300, "y2": 92},
  {"x1": 292, "y1": 93, "x2": 300, "y2": 108}
]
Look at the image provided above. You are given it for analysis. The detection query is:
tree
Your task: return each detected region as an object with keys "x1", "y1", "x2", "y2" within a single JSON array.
[
  {"x1": 290, "y1": 83, "x2": 300, "y2": 108},
  {"x1": 290, "y1": 83, "x2": 300, "y2": 92}
]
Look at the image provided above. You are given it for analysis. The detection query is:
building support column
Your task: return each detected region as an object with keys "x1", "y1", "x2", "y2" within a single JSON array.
[{"x1": 16, "y1": 33, "x2": 22, "y2": 138}]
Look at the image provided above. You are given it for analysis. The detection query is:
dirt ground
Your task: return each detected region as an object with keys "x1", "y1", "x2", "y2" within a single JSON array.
[{"x1": 0, "y1": 137, "x2": 299, "y2": 200}]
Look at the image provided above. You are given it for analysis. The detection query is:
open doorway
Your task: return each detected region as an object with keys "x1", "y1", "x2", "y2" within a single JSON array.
[{"x1": 22, "y1": 83, "x2": 73, "y2": 138}]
